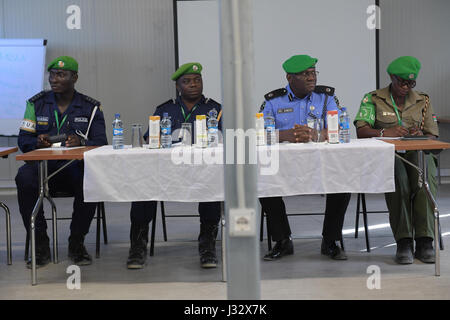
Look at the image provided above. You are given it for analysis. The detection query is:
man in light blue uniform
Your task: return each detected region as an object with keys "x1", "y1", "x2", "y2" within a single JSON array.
[{"x1": 259, "y1": 55, "x2": 351, "y2": 261}]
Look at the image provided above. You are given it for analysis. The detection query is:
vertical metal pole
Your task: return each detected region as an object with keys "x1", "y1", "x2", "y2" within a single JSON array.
[
  {"x1": 220, "y1": 0, "x2": 260, "y2": 299},
  {"x1": 45, "y1": 161, "x2": 59, "y2": 264}
]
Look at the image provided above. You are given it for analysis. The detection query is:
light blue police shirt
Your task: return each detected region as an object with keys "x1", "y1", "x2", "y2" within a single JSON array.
[{"x1": 262, "y1": 85, "x2": 338, "y2": 130}]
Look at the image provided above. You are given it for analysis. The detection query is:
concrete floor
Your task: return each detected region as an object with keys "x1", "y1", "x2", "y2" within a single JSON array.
[{"x1": 1, "y1": 185, "x2": 450, "y2": 300}]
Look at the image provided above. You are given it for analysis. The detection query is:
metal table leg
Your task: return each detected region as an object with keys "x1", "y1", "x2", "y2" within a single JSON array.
[
  {"x1": 30, "y1": 160, "x2": 46, "y2": 285},
  {"x1": 418, "y1": 151, "x2": 440, "y2": 276},
  {"x1": 0, "y1": 201, "x2": 12, "y2": 265}
]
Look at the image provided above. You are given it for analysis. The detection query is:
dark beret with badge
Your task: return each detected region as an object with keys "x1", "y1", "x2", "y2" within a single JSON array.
[
  {"x1": 47, "y1": 56, "x2": 79, "y2": 72},
  {"x1": 171, "y1": 62, "x2": 202, "y2": 81},
  {"x1": 387, "y1": 56, "x2": 421, "y2": 80},
  {"x1": 282, "y1": 55, "x2": 318, "y2": 74}
]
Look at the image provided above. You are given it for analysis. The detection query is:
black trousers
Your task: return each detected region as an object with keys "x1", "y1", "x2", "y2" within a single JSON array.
[
  {"x1": 259, "y1": 193, "x2": 351, "y2": 242},
  {"x1": 15, "y1": 160, "x2": 97, "y2": 237},
  {"x1": 130, "y1": 201, "x2": 221, "y2": 226}
]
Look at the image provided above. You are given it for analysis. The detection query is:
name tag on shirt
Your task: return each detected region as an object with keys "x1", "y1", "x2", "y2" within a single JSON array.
[
  {"x1": 37, "y1": 116, "x2": 49, "y2": 122},
  {"x1": 382, "y1": 112, "x2": 396, "y2": 117},
  {"x1": 74, "y1": 117, "x2": 89, "y2": 123},
  {"x1": 277, "y1": 108, "x2": 294, "y2": 114}
]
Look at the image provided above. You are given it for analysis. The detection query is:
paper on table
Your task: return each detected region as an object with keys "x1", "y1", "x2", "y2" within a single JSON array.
[
  {"x1": 372, "y1": 137, "x2": 401, "y2": 140},
  {"x1": 38, "y1": 146, "x2": 85, "y2": 150}
]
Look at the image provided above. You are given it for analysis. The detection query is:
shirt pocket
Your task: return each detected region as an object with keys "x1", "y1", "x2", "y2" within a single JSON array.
[
  {"x1": 275, "y1": 108, "x2": 295, "y2": 129},
  {"x1": 376, "y1": 109, "x2": 398, "y2": 128},
  {"x1": 71, "y1": 115, "x2": 90, "y2": 133}
]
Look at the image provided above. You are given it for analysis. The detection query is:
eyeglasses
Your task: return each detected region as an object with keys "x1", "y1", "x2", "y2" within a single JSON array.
[
  {"x1": 292, "y1": 70, "x2": 319, "y2": 79},
  {"x1": 394, "y1": 75, "x2": 416, "y2": 88}
]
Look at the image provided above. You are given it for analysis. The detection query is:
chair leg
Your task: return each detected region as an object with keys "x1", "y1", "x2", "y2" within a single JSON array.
[
  {"x1": 355, "y1": 193, "x2": 361, "y2": 238},
  {"x1": 150, "y1": 207, "x2": 157, "y2": 257},
  {"x1": 438, "y1": 217, "x2": 444, "y2": 251},
  {"x1": 1, "y1": 202, "x2": 12, "y2": 265},
  {"x1": 361, "y1": 193, "x2": 371, "y2": 252},
  {"x1": 96, "y1": 204, "x2": 101, "y2": 259},
  {"x1": 160, "y1": 201, "x2": 167, "y2": 242},
  {"x1": 101, "y1": 202, "x2": 108, "y2": 244}
]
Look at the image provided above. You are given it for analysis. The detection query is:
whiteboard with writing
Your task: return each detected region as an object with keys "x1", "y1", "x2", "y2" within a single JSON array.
[{"x1": 0, "y1": 39, "x2": 46, "y2": 136}]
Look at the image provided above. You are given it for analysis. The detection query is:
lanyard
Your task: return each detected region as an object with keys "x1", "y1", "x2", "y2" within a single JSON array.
[
  {"x1": 180, "y1": 104, "x2": 198, "y2": 122},
  {"x1": 54, "y1": 110, "x2": 68, "y2": 135},
  {"x1": 389, "y1": 94, "x2": 403, "y2": 126}
]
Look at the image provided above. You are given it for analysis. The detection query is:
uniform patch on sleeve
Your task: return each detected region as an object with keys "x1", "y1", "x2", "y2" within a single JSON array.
[
  {"x1": 433, "y1": 114, "x2": 437, "y2": 122},
  {"x1": 354, "y1": 94, "x2": 376, "y2": 127},
  {"x1": 20, "y1": 101, "x2": 36, "y2": 133}
]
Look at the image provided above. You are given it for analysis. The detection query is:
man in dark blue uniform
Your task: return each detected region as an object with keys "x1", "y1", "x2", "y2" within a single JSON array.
[
  {"x1": 15, "y1": 56, "x2": 107, "y2": 268},
  {"x1": 260, "y1": 55, "x2": 350, "y2": 261},
  {"x1": 127, "y1": 62, "x2": 222, "y2": 270}
]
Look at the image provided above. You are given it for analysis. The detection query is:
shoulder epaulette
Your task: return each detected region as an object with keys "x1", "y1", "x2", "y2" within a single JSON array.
[
  {"x1": 419, "y1": 92, "x2": 429, "y2": 98},
  {"x1": 156, "y1": 99, "x2": 175, "y2": 109},
  {"x1": 264, "y1": 88, "x2": 287, "y2": 101},
  {"x1": 205, "y1": 98, "x2": 221, "y2": 106},
  {"x1": 28, "y1": 91, "x2": 47, "y2": 103},
  {"x1": 314, "y1": 86, "x2": 335, "y2": 96},
  {"x1": 83, "y1": 94, "x2": 101, "y2": 106}
]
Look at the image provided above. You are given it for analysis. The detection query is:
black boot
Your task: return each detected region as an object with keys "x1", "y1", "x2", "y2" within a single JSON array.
[
  {"x1": 68, "y1": 234, "x2": 92, "y2": 266},
  {"x1": 395, "y1": 238, "x2": 414, "y2": 264},
  {"x1": 415, "y1": 237, "x2": 435, "y2": 263},
  {"x1": 199, "y1": 223, "x2": 219, "y2": 268},
  {"x1": 26, "y1": 232, "x2": 51, "y2": 269},
  {"x1": 263, "y1": 237, "x2": 294, "y2": 261},
  {"x1": 321, "y1": 239, "x2": 347, "y2": 260},
  {"x1": 127, "y1": 224, "x2": 149, "y2": 269}
]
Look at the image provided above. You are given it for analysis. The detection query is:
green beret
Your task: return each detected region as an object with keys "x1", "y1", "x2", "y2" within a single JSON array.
[
  {"x1": 282, "y1": 55, "x2": 318, "y2": 74},
  {"x1": 47, "y1": 56, "x2": 78, "y2": 72},
  {"x1": 387, "y1": 56, "x2": 421, "y2": 80},
  {"x1": 171, "y1": 62, "x2": 202, "y2": 81}
]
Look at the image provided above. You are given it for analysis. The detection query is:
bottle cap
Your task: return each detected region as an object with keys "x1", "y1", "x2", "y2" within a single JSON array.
[
  {"x1": 163, "y1": 112, "x2": 169, "y2": 117},
  {"x1": 327, "y1": 110, "x2": 338, "y2": 115},
  {"x1": 115, "y1": 113, "x2": 120, "y2": 118},
  {"x1": 256, "y1": 113, "x2": 264, "y2": 118},
  {"x1": 341, "y1": 107, "x2": 346, "y2": 112},
  {"x1": 150, "y1": 116, "x2": 160, "y2": 120},
  {"x1": 196, "y1": 115, "x2": 206, "y2": 120}
]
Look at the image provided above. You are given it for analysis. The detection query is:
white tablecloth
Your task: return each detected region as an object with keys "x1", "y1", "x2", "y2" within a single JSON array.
[{"x1": 83, "y1": 138, "x2": 394, "y2": 202}]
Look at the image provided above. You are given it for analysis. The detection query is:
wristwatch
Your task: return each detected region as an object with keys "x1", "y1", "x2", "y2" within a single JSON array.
[{"x1": 379, "y1": 128, "x2": 385, "y2": 137}]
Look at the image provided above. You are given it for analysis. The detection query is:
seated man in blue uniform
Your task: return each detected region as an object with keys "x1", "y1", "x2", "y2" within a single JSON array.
[
  {"x1": 127, "y1": 62, "x2": 223, "y2": 269},
  {"x1": 15, "y1": 56, "x2": 107, "y2": 268},
  {"x1": 260, "y1": 55, "x2": 351, "y2": 261}
]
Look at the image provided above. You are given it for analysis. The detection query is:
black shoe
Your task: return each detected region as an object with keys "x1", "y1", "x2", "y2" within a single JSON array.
[
  {"x1": 199, "y1": 223, "x2": 219, "y2": 268},
  {"x1": 395, "y1": 238, "x2": 414, "y2": 264},
  {"x1": 68, "y1": 235, "x2": 92, "y2": 266},
  {"x1": 127, "y1": 224, "x2": 149, "y2": 269},
  {"x1": 26, "y1": 233, "x2": 51, "y2": 269},
  {"x1": 263, "y1": 238, "x2": 294, "y2": 261},
  {"x1": 415, "y1": 237, "x2": 435, "y2": 264},
  {"x1": 200, "y1": 251, "x2": 218, "y2": 268},
  {"x1": 321, "y1": 239, "x2": 347, "y2": 260}
]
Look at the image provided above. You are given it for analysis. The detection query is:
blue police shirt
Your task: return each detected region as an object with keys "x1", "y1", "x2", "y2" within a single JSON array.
[
  {"x1": 144, "y1": 95, "x2": 222, "y2": 142},
  {"x1": 262, "y1": 84, "x2": 338, "y2": 130},
  {"x1": 18, "y1": 90, "x2": 108, "y2": 153}
]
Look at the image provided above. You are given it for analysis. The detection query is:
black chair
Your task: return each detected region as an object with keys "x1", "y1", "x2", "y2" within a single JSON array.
[
  {"x1": 260, "y1": 206, "x2": 345, "y2": 251},
  {"x1": 24, "y1": 191, "x2": 107, "y2": 261},
  {"x1": 0, "y1": 201, "x2": 12, "y2": 265},
  {"x1": 355, "y1": 193, "x2": 444, "y2": 252}
]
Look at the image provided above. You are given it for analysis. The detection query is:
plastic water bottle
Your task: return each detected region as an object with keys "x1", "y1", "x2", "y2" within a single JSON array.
[
  {"x1": 265, "y1": 112, "x2": 277, "y2": 145},
  {"x1": 207, "y1": 109, "x2": 219, "y2": 147},
  {"x1": 339, "y1": 107, "x2": 350, "y2": 143},
  {"x1": 160, "y1": 112, "x2": 172, "y2": 148},
  {"x1": 112, "y1": 113, "x2": 124, "y2": 149}
]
